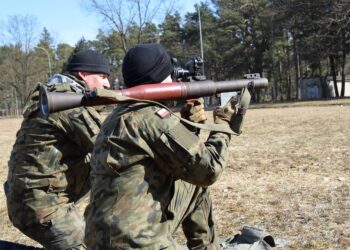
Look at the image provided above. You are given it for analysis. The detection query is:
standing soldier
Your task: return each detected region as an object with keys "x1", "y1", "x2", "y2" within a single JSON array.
[
  {"x1": 4, "y1": 49, "x2": 111, "y2": 250},
  {"x1": 85, "y1": 43, "x2": 249, "y2": 249}
]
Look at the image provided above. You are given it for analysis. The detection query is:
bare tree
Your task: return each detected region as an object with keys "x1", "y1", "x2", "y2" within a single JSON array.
[
  {"x1": 82, "y1": 0, "x2": 175, "y2": 52},
  {"x1": 0, "y1": 15, "x2": 40, "y2": 108}
]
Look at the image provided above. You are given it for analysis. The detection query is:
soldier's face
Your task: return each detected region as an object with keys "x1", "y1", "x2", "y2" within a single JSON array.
[{"x1": 80, "y1": 72, "x2": 110, "y2": 90}]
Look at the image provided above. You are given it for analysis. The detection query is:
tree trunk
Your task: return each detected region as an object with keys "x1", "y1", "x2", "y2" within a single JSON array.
[
  {"x1": 340, "y1": 52, "x2": 346, "y2": 97},
  {"x1": 279, "y1": 60, "x2": 283, "y2": 101},
  {"x1": 121, "y1": 33, "x2": 128, "y2": 53},
  {"x1": 340, "y1": 31, "x2": 346, "y2": 97},
  {"x1": 253, "y1": 47, "x2": 264, "y2": 103},
  {"x1": 286, "y1": 38, "x2": 292, "y2": 100},
  {"x1": 329, "y1": 55, "x2": 339, "y2": 97},
  {"x1": 271, "y1": 20, "x2": 277, "y2": 101},
  {"x1": 291, "y1": 30, "x2": 300, "y2": 99}
]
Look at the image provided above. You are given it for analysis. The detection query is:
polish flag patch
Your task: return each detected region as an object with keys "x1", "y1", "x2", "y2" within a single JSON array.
[{"x1": 155, "y1": 108, "x2": 171, "y2": 119}]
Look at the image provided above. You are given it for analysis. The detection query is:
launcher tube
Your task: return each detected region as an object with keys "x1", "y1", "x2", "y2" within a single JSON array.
[{"x1": 40, "y1": 78, "x2": 268, "y2": 117}]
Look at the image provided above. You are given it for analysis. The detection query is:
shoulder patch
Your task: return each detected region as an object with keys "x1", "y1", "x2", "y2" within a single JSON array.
[{"x1": 155, "y1": 108, "x2": 171, "y2": 119}]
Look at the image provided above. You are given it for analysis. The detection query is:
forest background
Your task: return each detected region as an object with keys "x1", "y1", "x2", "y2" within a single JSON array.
[
  {"x1": 0, "y1": 1, "x2": 350, "y2": 248},
  {"x1": 0, "y1": 0, "x2": 349, "y2": 114}
]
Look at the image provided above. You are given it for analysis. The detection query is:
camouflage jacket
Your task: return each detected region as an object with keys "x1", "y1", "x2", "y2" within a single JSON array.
[
  {"x1": 92, "y1": 102, "x2": 231, "y2": 185},
  {"x1": 86, "y1": 102, "x2": 231, "y2": 248},
  {"x1": 6, "y1": 74, "x2": 103, "y2": 225}
]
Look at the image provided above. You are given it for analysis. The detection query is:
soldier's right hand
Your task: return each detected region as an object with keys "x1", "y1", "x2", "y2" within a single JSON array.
[{"x1": 180, "y1": 97, "x2": 207, "y2": 123}]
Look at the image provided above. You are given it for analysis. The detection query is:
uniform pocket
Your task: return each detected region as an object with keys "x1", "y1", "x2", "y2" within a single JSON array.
[
  {"x1": 82, "y1": 109, "x2": 100, "y2": 136},
  {"x1": 36, "y1": 146, "x2": 63, "y2": 173},
  {"x1": 153, "y1": 122, "x2": 200, "y2": 177}
]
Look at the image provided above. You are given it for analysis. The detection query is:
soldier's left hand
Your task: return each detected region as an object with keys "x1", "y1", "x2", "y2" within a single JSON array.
[
  {"x1": 180, "y1": 97, "x2": 207, "y2": 123},
  {"x1": 213, "y1": 87, "x2": 251, "y2": 134}
]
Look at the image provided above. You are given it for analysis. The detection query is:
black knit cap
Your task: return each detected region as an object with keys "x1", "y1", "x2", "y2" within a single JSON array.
[
  {"x1": 122, "y1": 43, "x2": 173, "y2": 88},
  {"x1": 67, "y1": 49, "x2": 110, "y2": 75}
]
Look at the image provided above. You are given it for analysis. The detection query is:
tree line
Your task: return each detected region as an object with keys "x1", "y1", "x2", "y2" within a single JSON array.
[{"x1": 0, "y1": 0, "x2": 349, "y2": 115}]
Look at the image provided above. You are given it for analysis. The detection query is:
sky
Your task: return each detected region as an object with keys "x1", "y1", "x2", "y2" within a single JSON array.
[{"x1": 0, "y1": 0, "x2": 196, "y2": 46}]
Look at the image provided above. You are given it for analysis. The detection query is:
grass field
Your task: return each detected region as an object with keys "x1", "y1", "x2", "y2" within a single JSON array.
[{"x1": 0, "y1": 100, "x2": 349, "y2": 249}]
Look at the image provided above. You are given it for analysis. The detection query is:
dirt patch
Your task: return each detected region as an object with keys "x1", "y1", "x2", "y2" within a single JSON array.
[{"x1": 0, "y1": 101, "x2": 349, "y2": 249}]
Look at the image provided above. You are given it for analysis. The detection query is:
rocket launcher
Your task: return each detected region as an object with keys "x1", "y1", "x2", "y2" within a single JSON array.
[{"x1": 39, "y1": 78, "x2": 268, "y2": 118}]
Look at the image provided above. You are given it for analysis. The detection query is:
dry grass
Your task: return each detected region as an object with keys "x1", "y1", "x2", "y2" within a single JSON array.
[{"x1": 0, "y1": 100, "x2": 349, "y2": 249}]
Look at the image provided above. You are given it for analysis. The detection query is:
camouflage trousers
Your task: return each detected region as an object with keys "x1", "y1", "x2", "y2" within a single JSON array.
[
  {"x1": 4, "y1": 181, "x2": 86, "y2": 250},
  {"x1": 168, "y1": 180, "x2": 219, "y2": 250},
  {"x1": 85, "y1": 172, "x2": 219, "y2": 250}
]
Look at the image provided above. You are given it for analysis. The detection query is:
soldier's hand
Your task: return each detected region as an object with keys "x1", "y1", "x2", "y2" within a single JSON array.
[
  {"x1": 180, "y1": 97, "x2": 207, "y2": 123},
  {"x1": 213, "y1": 87, "x2": 251, "y2": 134}
]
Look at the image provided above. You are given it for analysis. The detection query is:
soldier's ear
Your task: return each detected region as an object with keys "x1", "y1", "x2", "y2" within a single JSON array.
[{"x1": 77, "y1": 72, "x2": 88, "y2": 81}]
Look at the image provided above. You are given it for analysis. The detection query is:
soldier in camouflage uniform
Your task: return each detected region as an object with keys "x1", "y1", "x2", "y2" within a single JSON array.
[
  {"x1": 4, "y1": 49, "x2": 111, "y2": 250},
  {"x1": 85, "y1": 44, "x2": 243, "y2": 249}
]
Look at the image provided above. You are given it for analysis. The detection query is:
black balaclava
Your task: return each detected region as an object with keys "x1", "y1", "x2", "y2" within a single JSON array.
[
  {"x1": 67, "y1": 49, "x2": 110, "y2": 75},
  {"x1": 122, "y1": 43, "x2": 173, "y2": 88}
]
